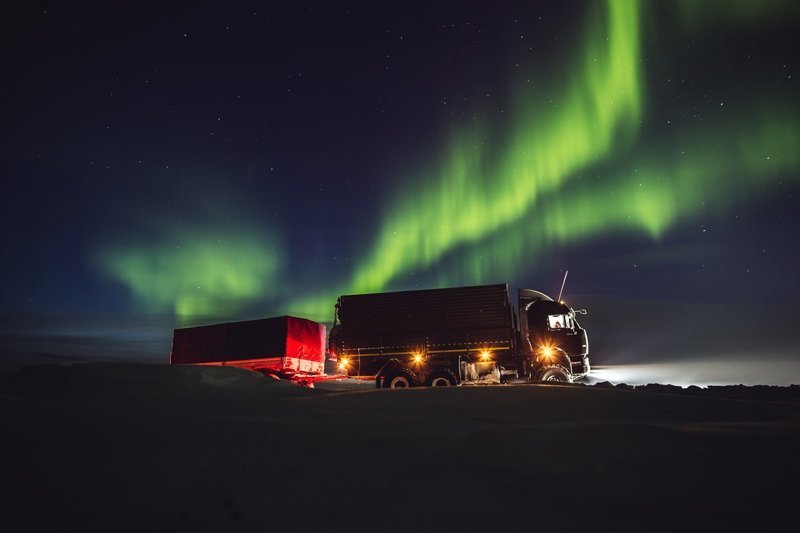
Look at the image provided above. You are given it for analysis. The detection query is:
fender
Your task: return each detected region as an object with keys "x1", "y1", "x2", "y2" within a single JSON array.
[
  {"x1": 374, "y1": 358, "x2": 405, "y2": 385},
  {"x1": 534, "y1": 347, "x2": 573, "y2": 375}
]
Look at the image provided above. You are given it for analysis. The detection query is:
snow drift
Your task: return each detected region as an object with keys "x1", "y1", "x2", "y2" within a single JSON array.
[{"x1": 3, "y1": 363, "x2": 798, "y2": 532}]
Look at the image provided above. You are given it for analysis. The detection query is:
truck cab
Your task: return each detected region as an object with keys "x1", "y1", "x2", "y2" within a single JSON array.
[{"x1": 518, "y1": 289, "x2": 590, "y2": 380}]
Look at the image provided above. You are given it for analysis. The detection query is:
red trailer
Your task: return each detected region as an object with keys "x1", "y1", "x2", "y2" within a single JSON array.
[{"x1": 170, "y1": 316, "x2": 327, "y2": 384}]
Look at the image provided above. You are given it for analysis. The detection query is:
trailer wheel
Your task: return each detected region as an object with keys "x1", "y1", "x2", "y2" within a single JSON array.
[
  {"x1": 382, "y1": 368, "x2": 418, "y2": 388},
  {"x1": 538, "y1": 365, "x2": 572, "y2": 383},
  {"x1": 427, "y1": 369, "x2": 459, "y2": 387}
]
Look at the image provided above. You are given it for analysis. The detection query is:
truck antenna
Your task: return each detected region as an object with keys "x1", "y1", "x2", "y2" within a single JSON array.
[{"x1": 557, "y1": 270, "x2": 569, "y2": 302}]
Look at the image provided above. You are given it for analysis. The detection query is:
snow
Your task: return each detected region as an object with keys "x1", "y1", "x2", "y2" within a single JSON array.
[
  {"x1": 3, "y1": 363, "x2": 798, "y2": 531},
  {"x1": 588, "y1": 359, "x2": 800, "y2": 387}
]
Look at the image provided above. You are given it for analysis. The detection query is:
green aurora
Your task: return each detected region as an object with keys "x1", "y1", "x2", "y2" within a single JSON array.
[
  {"x1": 351, "y1": 0, "x2": 642, "y2": 294},
  {"x1": 96, "y1": 0, "x2": 800, "y2": 322},
  {"x1": 96, "y1": 225, "x2": 282, "y2": 318},
  {"x1": 285, "y1": 0, "x2": 799, "y2": 321}
]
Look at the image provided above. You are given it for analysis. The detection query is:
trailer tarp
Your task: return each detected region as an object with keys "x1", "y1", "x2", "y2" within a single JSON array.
[
  {"x1": 170, "y1": 316, "x2": 325, "y2": 374},
  {"x1": 337, "y1": 284, "x2": 511, "y2": 345}
]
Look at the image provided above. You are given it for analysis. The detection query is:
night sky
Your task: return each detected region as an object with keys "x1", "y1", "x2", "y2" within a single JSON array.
[{"x1": 2, "y1": 1, "x2": 799, "y2": 379}]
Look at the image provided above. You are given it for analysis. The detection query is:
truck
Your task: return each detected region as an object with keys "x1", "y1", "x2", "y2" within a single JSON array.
[
  {"x1": 170, "y1": 315, "x2": 327, "y2": 385},
  {"x1": 328, "y1": 283, "x2": 590, "y2": 388}
]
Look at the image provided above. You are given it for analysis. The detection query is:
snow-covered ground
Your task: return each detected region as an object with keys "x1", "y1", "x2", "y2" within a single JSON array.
[
  {"x1": 587, "y1": 358, "x2": 800, "y2": 387},
  {"x1": 3, "y1": 363, "x2": 798, "y2": 531}
]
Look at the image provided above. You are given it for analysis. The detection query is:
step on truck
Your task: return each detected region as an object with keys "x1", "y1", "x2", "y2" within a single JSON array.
[{"x1": 328, "y1": 283, "x2": 590, "y2": 388}]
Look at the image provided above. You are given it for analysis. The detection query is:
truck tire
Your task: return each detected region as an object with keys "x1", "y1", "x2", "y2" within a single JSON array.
[
  {"x1": 426, "y1": 369, "x2": 459, "y2": 387},
  {"x1": 538, "y1": 365, "x2": 572, "y2": 383},
  {"x1": 382, "y1": 368, "x2": 419, "y2": 388}
]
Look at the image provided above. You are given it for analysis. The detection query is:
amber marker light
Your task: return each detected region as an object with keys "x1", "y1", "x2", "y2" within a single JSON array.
[
  {"x1": 480, "y1": 350, "x2": 491, "y2": 361},
  {"x1": 338, "y1": 357, "x2": 350, "y2": 369},
  {"x1": 540, "y1": 346, "x2": 554, "y2": 359},
  {"x1": 412, "y1": 352, "x2": 424, "y2": 364}
]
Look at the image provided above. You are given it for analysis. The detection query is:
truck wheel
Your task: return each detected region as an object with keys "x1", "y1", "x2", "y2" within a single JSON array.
[
  {"x1": 382, "y1": 368, "x2": 419, "y2": 388},
  {"x1": 427, "y1": 369, "x2": 459, "y2": 387},
  {"x1": 538, "y1": 366, "x2": 572, "y2": 383}
]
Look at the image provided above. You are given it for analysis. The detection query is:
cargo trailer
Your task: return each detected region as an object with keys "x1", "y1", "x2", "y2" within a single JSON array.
[{"x1": 170, "y1": 315, "x2": 327, "y2": 383}]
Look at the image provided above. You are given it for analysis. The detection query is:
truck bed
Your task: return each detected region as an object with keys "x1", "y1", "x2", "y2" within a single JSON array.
[{"x1": 336, "y1": 284, "x2": 513, "y2": 350}]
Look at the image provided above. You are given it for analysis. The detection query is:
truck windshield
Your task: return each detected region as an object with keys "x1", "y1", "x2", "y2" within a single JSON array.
[{"x1": 547, "y1": 314, "x2": 572, "y2": 330}]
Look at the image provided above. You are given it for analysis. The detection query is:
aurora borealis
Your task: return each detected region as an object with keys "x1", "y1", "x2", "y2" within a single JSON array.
[
  {"x1": 284, "y1": 0, "x2": 800, "y2": 320},
  {"x1": 2, "y1": 1, "x2": 799, "y2": 368}
]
